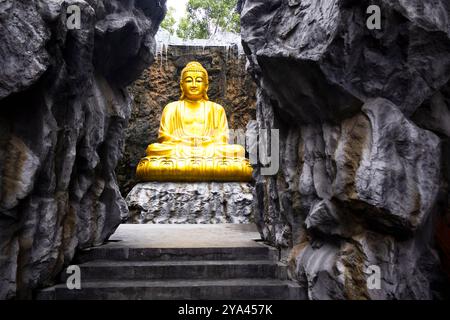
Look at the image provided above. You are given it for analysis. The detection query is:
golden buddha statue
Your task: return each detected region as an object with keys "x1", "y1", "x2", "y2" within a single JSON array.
[{"x1": 136, "y1": 61, "x2": 253, "y2": 182}]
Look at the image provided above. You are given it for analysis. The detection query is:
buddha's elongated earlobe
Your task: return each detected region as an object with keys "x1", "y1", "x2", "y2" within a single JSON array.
[
  {"x1": 203, "y1": 84, "x2": 209, "y2": 101},
  {"x1": 180, "y1": 82, "x2": 185, "y2": 100}
]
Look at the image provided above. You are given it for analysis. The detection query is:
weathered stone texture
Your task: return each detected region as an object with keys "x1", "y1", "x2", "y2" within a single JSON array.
[
  {"x1": 126, "y1": 182, "x2": 254, "y2": 224},
  {"x1": 0, "y1": 0, "x2": 165, "y2": 299},
  {"x1": 239, "y1": 0, "x2": 450, "y2": 299}
]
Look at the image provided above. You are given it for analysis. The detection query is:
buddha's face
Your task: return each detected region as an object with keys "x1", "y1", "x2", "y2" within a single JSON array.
[{"x1": 181, "y1": 71, "x2": 207, "y2": 101}]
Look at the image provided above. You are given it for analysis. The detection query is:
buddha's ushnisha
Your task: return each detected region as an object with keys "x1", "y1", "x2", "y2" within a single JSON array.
[{"x1": 136, "y1": 61, "x2": 253, "y2": 182}]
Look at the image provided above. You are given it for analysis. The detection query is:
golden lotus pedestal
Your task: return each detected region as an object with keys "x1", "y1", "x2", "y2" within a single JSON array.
[{"x1": 136, "y1": 156, "x2": 253, "y2": 182}]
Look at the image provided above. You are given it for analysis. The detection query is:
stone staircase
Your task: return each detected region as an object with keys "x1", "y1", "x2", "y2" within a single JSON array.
[{"x1": 36, "y1": 245, "x2": 303, "y2": 300}]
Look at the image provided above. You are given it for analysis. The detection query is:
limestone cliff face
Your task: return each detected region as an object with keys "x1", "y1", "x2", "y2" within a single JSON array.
[
  {"x1": 118, "y1": 46, "x2": 256, "y2": 195},
  {"x1": 239, "y1": 0, "x2": 450, "y2": 299},
  {"x1": 0, "y1": 0, "x2": 165, "y2": 299}
]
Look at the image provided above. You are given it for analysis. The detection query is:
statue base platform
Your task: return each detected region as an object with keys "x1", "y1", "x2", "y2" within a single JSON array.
[
  {"x1": 136, "y1": 156, "x2": 253, "y2": 182},
  {"x1": 125, "y1": 182, "x2": 254, "y2": 224}
]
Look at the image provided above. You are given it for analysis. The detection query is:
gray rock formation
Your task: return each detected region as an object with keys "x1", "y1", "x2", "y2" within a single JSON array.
[
  {"x1": 0, "y1": 0, "x2": 165, "y2": 299},
  {"x1": 239, "y1": 0, "x2": 450, "y2": 299},
  {"x1": 126, "y1": 182, "x2": 254, "y2": 224}
]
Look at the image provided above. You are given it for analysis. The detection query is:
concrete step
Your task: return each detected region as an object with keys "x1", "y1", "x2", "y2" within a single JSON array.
[
  {"x1": 37, "y1": 279, "x2": 304, "y2": 300},
  {"x1": 60, "y1": 260, "x2": 288, "y2": 281},
  {"x1": 34, "y1": 225, "x2": 305, "y2": 300},
  {"x1": 74, "y1": 246, "x2": 274, "y2": 263}
]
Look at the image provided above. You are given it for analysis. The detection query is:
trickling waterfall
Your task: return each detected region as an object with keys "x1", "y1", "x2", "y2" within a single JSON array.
[{"x1": 155, "y1": 28, "x2": 245, "y2": 57}]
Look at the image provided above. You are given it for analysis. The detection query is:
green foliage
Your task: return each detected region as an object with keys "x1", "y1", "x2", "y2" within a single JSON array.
[
  {"x1": 177, "y1": 16, "x2": 209, "y2": 39},
  {"x1": 161, "y1": 6, "x2": 177, "y2": 34},
  {"x1": 176, "y1": 0, "x2": 240, "y2": 40}
]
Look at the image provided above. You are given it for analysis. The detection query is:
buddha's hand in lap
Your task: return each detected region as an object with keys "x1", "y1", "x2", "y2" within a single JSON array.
[{"x1": 184, "y1": 136, "x2": 214, "y2": 147}]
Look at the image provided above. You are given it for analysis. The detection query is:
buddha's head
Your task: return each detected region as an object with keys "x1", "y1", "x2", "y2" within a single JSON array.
[{"x1": 180, "y1": 61, "x2": 209, "y2": 101}]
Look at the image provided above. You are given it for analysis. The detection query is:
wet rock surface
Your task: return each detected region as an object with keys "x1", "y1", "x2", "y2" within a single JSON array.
[
  {"x1": 0, "y1": 0, "x2": 165, "y2": 299},
  {"x1": 126, "y1": 182, "x2": 254, "y2": 224},
  {"x1": 239, "y1": 0, "x2": 450, "y2": 299}
]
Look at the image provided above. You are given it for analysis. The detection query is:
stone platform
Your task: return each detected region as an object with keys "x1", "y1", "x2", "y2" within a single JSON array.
[
  {"x1": 125, "y1": 182, "x2": 254, "y2": 224},
  {"x1": 88, "y1": 224, "x2": 262, "y2": 248}
]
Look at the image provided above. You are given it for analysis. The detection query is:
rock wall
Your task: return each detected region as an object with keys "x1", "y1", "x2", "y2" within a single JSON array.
[
  {"x1": 117, "y1": 46, "x2": 257, "y2": 195},
  {"x1": 126, "y1": 182, "x2": 254, "y2": 224},
  {"x1": 239, "y1": 0, "x2": 450, "y2": 299},
  {"x1": 0, "y1": 0, "x2": 165, "y2": 299}
]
